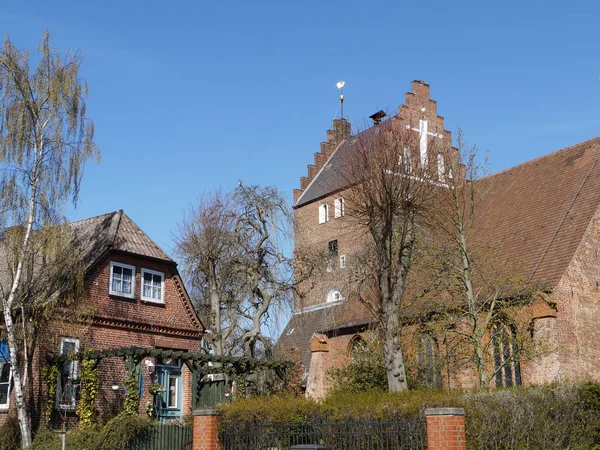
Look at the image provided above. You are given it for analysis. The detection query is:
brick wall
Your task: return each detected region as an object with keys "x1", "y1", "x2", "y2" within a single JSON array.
[
  {"x1": 0, "y1": 249, "x2": 202, "y2": 430},
  {"x1": 425, "y1": 407, "x2": 467, "y2": 450},
  {"x1": 193, "y1": 410, "x2": 219, "y2": 450}
]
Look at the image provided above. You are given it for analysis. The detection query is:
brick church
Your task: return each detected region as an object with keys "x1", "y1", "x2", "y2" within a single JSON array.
[{"x1": 279, "y1": 80, "x2": 600, "y2": 397}]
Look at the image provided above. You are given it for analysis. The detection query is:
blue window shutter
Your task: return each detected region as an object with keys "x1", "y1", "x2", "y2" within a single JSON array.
[{"x1": 0, "y1": 340, "x2": 10, "y2": 363}]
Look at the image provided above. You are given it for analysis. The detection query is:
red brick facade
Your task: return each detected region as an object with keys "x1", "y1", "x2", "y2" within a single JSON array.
[
  {"x1": 279, "y1": 79, "x2": 600, "y2": 396},
  {"x1": 0, "y1": 212, "x2": 203, "y2": 430}
]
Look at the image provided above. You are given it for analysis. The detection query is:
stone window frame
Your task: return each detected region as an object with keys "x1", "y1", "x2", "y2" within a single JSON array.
[{"x1": 326, "y1": 287, "x2": 343, "y2": 303}]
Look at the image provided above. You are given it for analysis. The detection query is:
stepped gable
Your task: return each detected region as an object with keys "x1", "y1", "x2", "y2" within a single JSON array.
[
  {"x1": 295, "y1": 80, "x2": 452, "y2": 208},
  {"x1": 473, "y1": 137, "x2": 600, "y2": 288}
]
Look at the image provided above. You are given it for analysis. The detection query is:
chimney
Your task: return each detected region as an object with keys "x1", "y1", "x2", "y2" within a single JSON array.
[{"x1": 369, "y1": 110, "x2": 387, "y2": 126}]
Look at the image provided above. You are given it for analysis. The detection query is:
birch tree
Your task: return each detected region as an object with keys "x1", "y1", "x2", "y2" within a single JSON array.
[{"x1": 0, "y1": 31, "x2": 99, "y2": 447}]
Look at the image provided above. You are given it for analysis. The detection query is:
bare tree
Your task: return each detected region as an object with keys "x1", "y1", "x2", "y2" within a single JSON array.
[
  {"x1": 424, "y1": 131, "x2": 544, "y2": 389},
  {"x1": 337, "y1": 118, "x2": 442, "y2": 392},
  {"x1": 0, "y1": 31, "x2": 99, "y2": 447},
  {"x1": 175, "y1": 184, "x2": 294, "y2": 359}
]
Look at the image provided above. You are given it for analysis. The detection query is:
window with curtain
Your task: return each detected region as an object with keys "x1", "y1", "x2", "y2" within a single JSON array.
[
  {"x1": 109, "y1": 261, "x2": 135, "y2": 298},
  {"x1": 141, "y1": 269, "x2": 164, "y2": 303}
]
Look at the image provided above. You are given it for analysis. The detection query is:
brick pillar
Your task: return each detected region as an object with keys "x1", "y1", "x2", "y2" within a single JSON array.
[
  {"x1": 193, "y1": 409, "x2": 220, "y2": 450},
  {"x1": 424, "y1": 407, "x2": 466, "y2": 450}
]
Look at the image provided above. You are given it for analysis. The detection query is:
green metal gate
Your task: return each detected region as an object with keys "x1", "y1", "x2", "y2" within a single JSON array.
[{"x1": 127, "y1": 423, "x2": 192, "y2": 450}]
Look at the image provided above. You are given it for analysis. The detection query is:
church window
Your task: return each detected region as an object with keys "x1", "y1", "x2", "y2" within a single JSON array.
[
  {"x1": 334, "y1": 197, "x2": 345, "y2": 218},
  {"x1": 339, "y1": 255, "x2": 346, "y2": 269},
  {"x1": 492, "y1": 323, "x2": 522, "y2": 388},
  {"x1": 327, "y1": 288, "x2": 343, "y2": 303},
  {"x1": 437, "y1": 154, "x2": 445, "y2": 182},
  {"x1": 318, "y1": 204, "x2": 329, "y2": 224},
  {"x1": 417, "y1": 333, "x2": 441, "y2": 388}
]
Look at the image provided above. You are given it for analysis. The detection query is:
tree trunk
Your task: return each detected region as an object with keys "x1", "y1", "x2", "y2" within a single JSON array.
[
  {"x1": 383, "y1": 315, "x2": 408, "y2": 391},
  {"x1": 3, "y1": 311, "x2": 32, "y2": 447}
]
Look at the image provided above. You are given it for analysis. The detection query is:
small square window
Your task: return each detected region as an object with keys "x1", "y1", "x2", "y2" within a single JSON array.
[
  {"x1": 141, "y1": 269, "x2": 165, "y2": 303},
  {"x1": 328, "y1": 240, "x2": 338, "y2": 258},
  {"x1": 109, "y1": 262, "x2": 135, "y2": 298}
]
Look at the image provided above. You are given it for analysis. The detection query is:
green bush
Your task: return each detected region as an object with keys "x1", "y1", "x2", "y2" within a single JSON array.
[
  {"x1": 218, "y1": 382, "x2": 600, "y2": 449},
  {"x1": 0, "y1": 416, "x2": 21, "y2": 450},
  {"x1": 31, "y1": 414, "x2": 152, "y2": 450}
]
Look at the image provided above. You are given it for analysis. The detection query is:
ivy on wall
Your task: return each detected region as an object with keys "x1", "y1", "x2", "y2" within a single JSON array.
[
  {"x1": 76, "y1": 357, "x2": 100, "y2": 429},
  {"x1": 41, "y1": 364, "x2": 59, "y2": 421},
  {"x1": 123, "y1": 356, "x2": 141, "y2": 416}
]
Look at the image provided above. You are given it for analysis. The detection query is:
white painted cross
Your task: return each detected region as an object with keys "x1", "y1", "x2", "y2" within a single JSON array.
[{"x1": 406, "y1": 118, "x2": 442, "y2": 168}]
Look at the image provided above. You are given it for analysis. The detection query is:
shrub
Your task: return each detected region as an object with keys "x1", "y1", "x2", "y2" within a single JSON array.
[
  {"x1": 0, "y1": 416, "x2": 21, "y2": 450},
  {"x1": 95, "y1": 414, "x2": 152, "y2": 450},
  {"x1": 218, "y1": 382, "x2": 600, "y2": 449}
]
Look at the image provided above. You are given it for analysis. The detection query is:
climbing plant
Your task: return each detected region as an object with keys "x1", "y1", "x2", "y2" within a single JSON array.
[
  {"x1": 76, "y1": 357, "x2": 100, "y2": 429},
  {"x1": 122, "y1": 357, "x2": 140, "y2": 416},
  {"x1": 41, "y1": 364, "x2": 59, "y2": 421}
]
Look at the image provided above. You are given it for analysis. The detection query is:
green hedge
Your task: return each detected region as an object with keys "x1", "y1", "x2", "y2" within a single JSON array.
[{"x1": 218, "y1": 383, "x2": 600, "y2": 449}]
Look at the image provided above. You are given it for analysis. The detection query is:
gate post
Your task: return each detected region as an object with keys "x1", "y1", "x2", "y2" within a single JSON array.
[
  {"x1": 424, "y1": 407, "x2": 466, "y2": 450},
  {"x1": 193, "y1": 409, "x2": 220, "y2": 450}
]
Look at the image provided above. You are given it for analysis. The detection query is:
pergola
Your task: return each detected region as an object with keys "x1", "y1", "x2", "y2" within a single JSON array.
[{"x1": 48, "y1": 346, "x2": 293, "y2": 409}]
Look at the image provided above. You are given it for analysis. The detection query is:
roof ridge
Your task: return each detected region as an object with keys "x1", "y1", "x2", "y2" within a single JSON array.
[
  {"x1": 116, "y1": 212, "x2": 173, "y2": 262},
  {"x1": 69, "y1": 210, "x2": 120, "y2": 225},
  {"x1": 484, "y1": 136, "x2": 600, "y2": 180},
  {"x1": 110, "y1": 209, "x2": 124, "y2": 247}
]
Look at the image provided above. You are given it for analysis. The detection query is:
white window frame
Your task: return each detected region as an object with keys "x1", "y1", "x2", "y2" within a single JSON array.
[
  {"x1": 141, "y1": 268, "x2": 165, "y2": 303},
  {"x1": 0, "y1": 362, "x2": 12, "y2": 411},
  {"x1": 339, "y1": 255, "x2": 346, "y2": 269},
  {"x1": 56, "y1": 337, "x2": 80, "y2": 410},
  {"x1": 334, "y1": 197, "x2": 345, "y2": 218},
  {"x1": 318, "y1": 203, "x2": 329, "y2": 224},
  {"x1": 109, "y1": 261, "x2": 136, "y2": 298}
]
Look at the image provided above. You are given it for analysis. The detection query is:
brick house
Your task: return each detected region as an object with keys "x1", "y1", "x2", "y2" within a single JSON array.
[
  {"x1": 0, "y1": 210, "x2": 203, "y2": 428},
  {"x1": 279, "y1": 80, "x2": 600, "y2": 396}
]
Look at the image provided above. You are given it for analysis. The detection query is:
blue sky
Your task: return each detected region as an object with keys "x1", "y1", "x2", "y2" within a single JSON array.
[{"x1": 1, "y1": 0, "x2": 599, "y2": 255}]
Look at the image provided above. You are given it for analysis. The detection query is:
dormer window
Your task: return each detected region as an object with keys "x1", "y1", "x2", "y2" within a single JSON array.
[
  {"x1": 334, "y1": 197, "x2": 345, "y2": 218},
  {"x1": 109, "y1": 262, "x2": 135, "y2": 298},
  {"x1": 141, "y1": 269, "x2": 165, "y2": 303},
  {"x1": 318, "y1": 203, "x2": 329, "y2": 224}
]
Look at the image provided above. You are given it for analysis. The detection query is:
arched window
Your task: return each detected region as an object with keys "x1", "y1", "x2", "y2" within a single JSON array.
[
  {"x1": 318, "y1": 203, "x2": 329, "y2": 224},
  {"x1": 417, "y1": 333, "x2": 441, "y2": 388},
  {"x1": 349, "y1": 336, "x2": 366, "y2": 362},
  {"x1": 334, "y1": 197, "x2": 345, "y2": 218},
  {"x1": 492, "y1": 323, "x2": 522, "y2": 387},
  {"x1": 327, "y1": 288, "x2": 343, "y2": 303}
]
